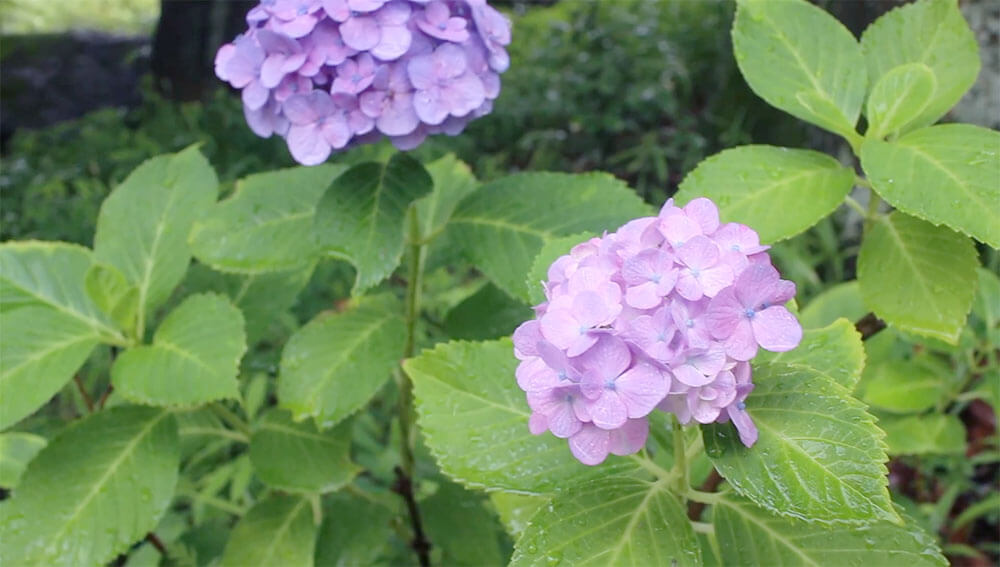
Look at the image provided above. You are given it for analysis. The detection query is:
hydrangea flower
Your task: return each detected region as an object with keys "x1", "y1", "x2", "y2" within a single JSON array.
[
  {"x1": 216, "y1": 0, "x2": 511, "y2": 164},
  {"x1": 513, "y1": 197, "x2": 802, "y2": 465}
]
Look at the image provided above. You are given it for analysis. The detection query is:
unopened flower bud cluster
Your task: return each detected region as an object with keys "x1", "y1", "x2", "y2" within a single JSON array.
[
  {"x1": 513, "y1": 198, "x2": 803, "y2": 465},
  {"x1": 215, "y1": 0, "x2": 511, "y2": 164}
]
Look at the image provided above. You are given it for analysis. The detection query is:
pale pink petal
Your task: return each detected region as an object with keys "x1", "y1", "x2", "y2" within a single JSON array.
[
  {"x1": 587, "y1": 390, "x2": 628, "y2": 430},
  {"x1": 698, "y1": 264, "x2": 734, "y2": 298},
  {"x1": 705, "y1": 288, "x2": 743, "y2": 339},
  {"x1": 341, "y1": 16, "x2": 380, "y2": 50},
  {"x1": 625, "y1": 282, "x2": 661, "y2": 310},
  {"x1": 727, "y1": 405, "x2": 758, "y2": 447},
  {"x1": 286, "y1": 124, "x2": 331, "y2": 166},
  {"x1": 569, "y1": 425, "x2": 610, "y2": 466},
  {"x1": 752, "y1": 307, "x2": 803, "y2": 352},
  {"x1": 724, "y1": 321, "x2": 758, "y2": 361},
  {"x1": 528, "y1": 412, "x2": 548, "y2": 435},
  {"x1": 615, "y1": 364, "x2": 668, "y2": 417},
  {"x1": 672, "y1": 364, "x2": 715, "y2": 388},
  {"x1": 609, "y1": 418, "x2": 649, "y2": 456},
  {"x1": 683, "y1": 198, "x2": 720, "y2": 234}
]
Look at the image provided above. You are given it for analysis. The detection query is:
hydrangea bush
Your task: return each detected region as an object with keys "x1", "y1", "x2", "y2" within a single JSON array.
[
  {"x1": 214, "y1": 0, "x2": 510, "y2": 163},
  {"x1": 514, "y1": 197, "x2": 802, "y2": 465},
  {"x1": 0, "y1": 0, "x2": 997, "y2": 565}
]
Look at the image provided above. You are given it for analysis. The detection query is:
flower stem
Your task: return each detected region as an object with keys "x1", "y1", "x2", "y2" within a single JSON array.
[
  {"x1": 209, "y1": 402, "x2": 251, "y2": 438},
  {"x1": 671, "y1": 416, "x2": 689, "y2": 496},
  {"x1": 863, "y1": 186, "x2": 884, "y2": 237},
  {"x1": 394, "y1": 203, "x2": 431, "y2": 567}
]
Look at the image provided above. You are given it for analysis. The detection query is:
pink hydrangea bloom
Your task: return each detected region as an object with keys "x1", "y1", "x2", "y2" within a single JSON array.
[
  {"x1": 216, "y1": 0, "x2": 511, "y2": 164},
  {"x1": 513, "y1": 197, "x2": 802, "y2": 465}
]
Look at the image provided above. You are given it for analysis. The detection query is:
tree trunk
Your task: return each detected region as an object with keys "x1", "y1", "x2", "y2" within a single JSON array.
[{"x1": 150, "y1": 0, "x2": 255, "y2": 101}]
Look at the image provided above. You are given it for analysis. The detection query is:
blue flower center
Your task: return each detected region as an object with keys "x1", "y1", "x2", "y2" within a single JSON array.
[
  {"x1": 438, "y1": 21, "x2": 449, "y2": 31},
  {"x1": 352, "y1": 73, "x2": 362, "y2": 83},
  {"x1": 297, "y1": 5, "x2": 308, "y2": 15},
  {"x1": 578, "y1": 325, "x2": 589, "y2": 335},
  {"x1": 686, "y1": 318, "x2": 695, "y2": 328},
  {"x1": 744, "y1": 308, "x2": 756, "y2": 319},
  {"x1": 737, "y1": 402, "x2": 746, "y2": 410},
  {"x1": 690, "y1": 268, "x2": 701, "y2": 277},
  {"x1": 656, "y1": 332, "x2": 667, "y2": 341},
  {"x1": 604, "y1": 379, "x2": 617, "y2": 390},
  {"x1": 650, "y1": 273, "x2": 661, "y2": 283}
]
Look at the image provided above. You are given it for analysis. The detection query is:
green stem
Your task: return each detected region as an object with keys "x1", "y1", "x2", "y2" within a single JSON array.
[
  {"x1": 686, "y1": 489, "x2": 723, "y2": 505},
  {"x1": 209, "y1": 402, "x2": 251, "y2": 438},
  {"x1": 629, "y1": 453, "x2": 676, "y2": 482},
  {"x1": 863, "y1": 189, "x2": 884, "y2": 237},
  {"x1": 691, "y1": 521, "x2": 715, "y2": 535},
  {"x1": 396, "y1": 203, "x2": 431, "y2": 567},
  {"x1": 843, "y1": 195, "x2": 867, "y2": 217},
  {"x1": 671, "y1": 417, "x2": 689, "y2": 496}
]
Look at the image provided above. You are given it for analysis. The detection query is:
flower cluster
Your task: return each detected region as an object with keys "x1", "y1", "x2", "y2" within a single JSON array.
[
  {"x1": 513, "y1": 198, "x2": 803, "y2": 465},
  {"x1": 215, "y1": 0, "x2": 511, "y2": 165}
]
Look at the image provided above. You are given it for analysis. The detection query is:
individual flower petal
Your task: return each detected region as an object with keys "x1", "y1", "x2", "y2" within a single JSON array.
[{"x1": 569, "y1": 425, "x2": 610, "y2": 466}]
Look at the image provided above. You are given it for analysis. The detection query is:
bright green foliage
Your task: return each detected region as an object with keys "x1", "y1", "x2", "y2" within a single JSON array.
[
  {"x1": 799, "y1": 281, "x2": 866, "y2": 329},
  {"x1": 861, "y1": 125, "x2": 1000, "y2": 248},
  {"x1": 704, "y1": 363, "x2": 898, "y2": 524},
  {"x1": 218, "y1": 494, "x2": 317, "y2": 567},
  {"x1": 861, "y1": 358, "x2": 947, "y2": 414},
  {"x1": 422, "y1": 480, "x2": 506, "y2": 566},
  {"x1": 732, "y1": 0, "x2": 866, "y2": 144},
  {"x1": 0, "y1": 307, "x2": 100, "y2": 430},
  {"x1": 449, "y1": 172, "x2": 652, "y2": 302},
  {"x1": 315, "y1": 493, "x2": 394, "y2": 566},
  {"x1": 675, "y1": 146, "x2": 855, "y2": 243},
  {"x1": 860, "y1": 0, "x2": 981, "y2": 130},
  {"x1": 190, "y1": 165, "x2": 346, "y2": 273},
  {"x1": 314, "y1": 154, "x2": 433, "y2": 294},
  {"x1": 526, "y1": 232, "x2": 597, "y2": 305},
  {"x1": 112, "y1": 293, "x2": 246, "y2": 406},
  {"x1": 0, "y1": 432, "x2": 46, "y2": 488},
  {"x1": 880, "y1": 414, "x2": 966, "y2": 456},
  {"x1": 249, "y1": 409, "x2": 359, "y2": 493},
  {"x1": 757, "y1": 319, "x2": 865, "y2": 391},
  {"x1": 93, "y1": 146, "x2": 218, "y2": 324},
  {"x1": 185, "y1": 264, "x2": 314, "y2": 346},
  {"x1": 416, "y1": 154, "x2": 479, "y2": 239},
  {"x1": 0, "y1": 241, "x2": 123, "y2": 342},
  {"x1": 490, "y1": 492, "x2": 547, "y2": 539},
  {"x1": 973, "y1": 268, "x2": 1000, "y2": 346},
  {"x1": 857, "y1": 212, "x2": 978, "y2": 343},
  {"x1": 511, "y1": 477, "x2": 700, "y2": 567},
  {"x1": 865, "y1": 64, "x2": 937, "y2": 139},
  {"x1": 84, "y1": 263, "x2": 138, "y2": 332},
  {"x1": 279, "y1": 294, "x2": 405, "y2": 428},
  {"x1": 712, "y1": 495, "x2": 947, "y2": 566},
  {"x1": 0, "y1": 406, "x2": 179, "y2": 567},
  {"x1": 443, "y1": 283, "x2": 533, "y2": 341},
  {"x1": 404, "y1": 339, "x2": 640, "y2": 493}
]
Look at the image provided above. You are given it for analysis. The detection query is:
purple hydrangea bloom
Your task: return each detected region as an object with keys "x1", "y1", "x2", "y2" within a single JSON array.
[
  {"x1": 514, "y1": 197, "x2": 802, "y2": 465},
  {"x1": 216, "y1": 0, "x2": 511, "y2": 163}
]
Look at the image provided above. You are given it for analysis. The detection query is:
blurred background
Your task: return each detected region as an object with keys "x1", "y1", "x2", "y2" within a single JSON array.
[{"x1": 1, "y1": 1, "x2": 997, "y2": 564}]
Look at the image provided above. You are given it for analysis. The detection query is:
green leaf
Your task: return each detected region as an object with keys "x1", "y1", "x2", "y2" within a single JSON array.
[
  {"x1": 190, "y1": 164, "x2": 346, "y2": 273},
  {"x1": 0, "y1": 432, "x2": 46, "y2": 488},
  {"x1": 704, "y1": 363, "x2": 898, "y2": 524},
  {"x1": 0, "y1": 406, "x2": 179, "y2": 567},
  {"x1": 860, "y1": 0, "x2": 981, "y2": 130},
  {"x1": 314, "y1": 154, "x2": 433, "y2": 294},
  {"x1": 799, "y1": 281, "x2": 866, "y2": 329},
  {"x1": 185, "y1": 263, "x2": 315, "y2": 346},
  {"x1": 416, "y1": 153, "x2": 479, "y2": 240},
  {"x1": 732, "y1": 0, "x2": 866, "y2": 143},
  {"x1": 112, "y1": 293, "x2": 247, "y2": 406},
  {"x1": 675, "y1": 146, "x2": 855, "y2": 243},
  {"x1": 279, "y1": 294, "x2": 405, "y2": 428},
  {"x1": 0, "y1": 241, "x2": 123, "y2": 342},
  {"x1": 525, "y1": 232, "x2": 597, "y2": 306},
  {"x1": 880, "y1": 414, "x2": 966, "y2": 455},
  {"x1": 315, "y1": 493, "x2": 394, "y2": 567},
  {"x1": 861, "y1": 125, "x2": 1000, "y2": 248},
  {"x1": 404, "y1": 339, "x2": 641, "y2": 494},
  {"x1": 0, "y1": 307, "x2": 100, "y2": 430},
  {"x1": 861, "y1": 357, "x2": 947, "y2": 413},
  {"x1": 85, "y1": 263, "x2": 138, "y2": 332},
  {"x1": 219, "y1": 494, "x2": 316, "y2": 567},
  {"x1": 973, "y1": 268, "x2": 1000, "y2": 346},
  {"x1": 757, "y1": 318, "x2": 865, "y2": 391},
  {"x1": 713, "y1": 494, "x2": 946, "y2": 566},
  {"x1": 93, "y1": 146, "x2": 218, "y2": 322},
  {"x1": 489, "y1": 492, "x2": 547, "y2": 539},
  {"x1": 865, "y1": 63, "x2": 937, "y2": 139},
  {"x1": 449, "y1": 172, "x2": 652, "y2": 302},
  {"x1": 511, "y1": 477, "x2": 700, "y2": 567},
  {"x1": 249, "y1": 408, "x2": 360, "y2": 493},
  {"x1": 857, "y1": 212, "x2": 978, "y2": 343},
  {"x1": 423, "y1": 480, "x2": 506, "y2": 566},
  {"x1": 443, "y1": 283, "x2": 533, "y2": 341}
]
